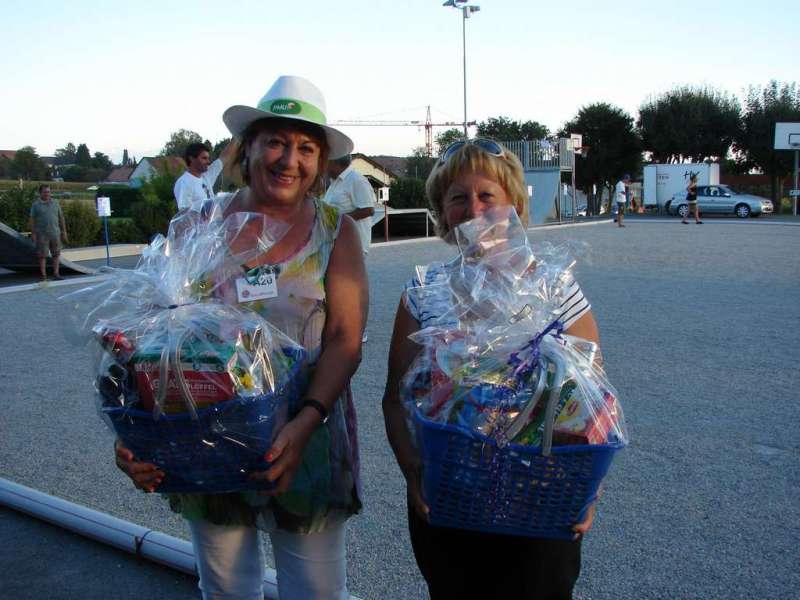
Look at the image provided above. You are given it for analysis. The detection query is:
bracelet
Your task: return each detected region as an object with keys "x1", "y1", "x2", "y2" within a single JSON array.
[{"x1": 301, "y1": 397, "x2": 329, "y2": 425}]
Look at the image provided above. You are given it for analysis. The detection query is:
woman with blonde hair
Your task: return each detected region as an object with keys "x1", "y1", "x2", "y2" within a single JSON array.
[{"x1": 383, "y1": 139, "x2": 600, "y2": 599}]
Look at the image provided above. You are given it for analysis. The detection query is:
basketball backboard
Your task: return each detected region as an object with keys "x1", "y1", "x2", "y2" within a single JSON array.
[{"x1": 774, "y1": 122, "x2": 800, "y2": 150}]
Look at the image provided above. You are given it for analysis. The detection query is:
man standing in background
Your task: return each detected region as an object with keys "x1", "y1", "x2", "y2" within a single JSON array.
[
  {"x1": 173, "y1": 142, "x2": 232, "y2": 212},
  {"x1": 29, "y1": 184, "x2": 68, "y2": 281},
  {"x1": 324, "y1": 154, "x2": 376, "y2": 254},
  {"x1": 324, "y1": 154, "x2": 376, "y2": 341}
]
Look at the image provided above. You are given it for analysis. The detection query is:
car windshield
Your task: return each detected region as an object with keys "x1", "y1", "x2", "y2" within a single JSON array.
[{"x1": 720, "y1": 185, "x2": 739, "y2": 195}]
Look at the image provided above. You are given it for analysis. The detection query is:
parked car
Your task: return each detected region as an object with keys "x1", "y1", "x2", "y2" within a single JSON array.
[
  {"x1": 562, "y1": 203, "x2": 588, "y2": 218},
  {"x1": 666, "y1": 185, "x2": 773, "y2": 218}
]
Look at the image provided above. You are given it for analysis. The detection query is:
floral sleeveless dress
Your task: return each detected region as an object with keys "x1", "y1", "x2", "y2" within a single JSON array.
[{"x1": 168, "y1": 196, "x2": 362, "y2": 535}]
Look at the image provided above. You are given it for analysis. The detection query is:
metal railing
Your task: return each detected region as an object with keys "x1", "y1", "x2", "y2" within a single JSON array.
[{"x1": 501, "y1": 138, "x2": 574, "y2": 172}]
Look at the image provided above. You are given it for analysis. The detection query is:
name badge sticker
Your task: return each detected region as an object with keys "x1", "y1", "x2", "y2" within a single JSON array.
[{"x1": 236, "y1": 265, "x2": 278, "y2": 302}]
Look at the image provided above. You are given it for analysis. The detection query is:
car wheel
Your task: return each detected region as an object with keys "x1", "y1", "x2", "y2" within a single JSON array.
[
  {"x1": 735, "y1": 203, "x2": 751, "y2": 218},
  {"x1": 677, "y1": 204, "x2": 689, "y2": 218}
]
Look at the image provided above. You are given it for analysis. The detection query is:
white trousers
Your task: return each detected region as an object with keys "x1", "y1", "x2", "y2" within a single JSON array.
[{"x1": 188, "y1": 519, "x2": 349, "y2": 600}]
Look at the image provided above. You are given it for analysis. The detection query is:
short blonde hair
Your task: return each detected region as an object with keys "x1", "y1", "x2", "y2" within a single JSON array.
[{"x1": 425, "y1": 141, "x2": 529, "y2": 239}]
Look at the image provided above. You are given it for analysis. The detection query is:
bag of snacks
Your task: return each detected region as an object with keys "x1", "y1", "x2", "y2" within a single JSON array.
[
  {"x1": 62, "y1": 205, "x2": 307, "y2": 493},
  {"x1": 401, "y1": 206, "x2": 628, "y2": 538}
]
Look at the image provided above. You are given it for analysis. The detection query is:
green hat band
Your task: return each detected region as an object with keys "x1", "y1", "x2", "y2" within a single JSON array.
[{"x1": 257, "y1": 98, "x2": 327, "y2": 125}]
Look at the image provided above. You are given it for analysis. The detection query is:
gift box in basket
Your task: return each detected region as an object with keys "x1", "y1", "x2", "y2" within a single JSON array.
[
  {"x1": 63, "y1": 208, "x2": 308, "y2": 493},
  {"x1": 401, "y1": 207, "x2": 628, "y2": 539}
]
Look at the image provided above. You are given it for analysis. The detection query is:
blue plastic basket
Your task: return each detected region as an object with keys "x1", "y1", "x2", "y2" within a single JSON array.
[
  {"x1": 104, "y1": 347, "x2": 306, "y2": 494},
  {"x1": 414, "y1": 411, "x2": 624, "y2": 539}
]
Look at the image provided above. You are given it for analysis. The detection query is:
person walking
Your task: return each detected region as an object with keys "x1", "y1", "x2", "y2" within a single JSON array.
[
  {"x1": 29, "y1": 184, "x2": 68, "y2": 281},
  {"x1": 614, "y1": 174, "x2": 630, "y2": 227},
  {"x1": 682, "y1": 173, "x2": 702, "y2": 224}
]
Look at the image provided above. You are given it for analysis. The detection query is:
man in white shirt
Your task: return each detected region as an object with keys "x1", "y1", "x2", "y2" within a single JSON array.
[
  {"x1": 323, "y1": 155, "x2": 376, "y2": 255},
  {"x1": 614, "y1": 174, "x2": 630, "y2": 228},
  {"x1": 324, "y1": 154, "x2": 376, "y2": 342},
  {"x1": 173, "y1": 142, "x2": 227, "y2": 212}
]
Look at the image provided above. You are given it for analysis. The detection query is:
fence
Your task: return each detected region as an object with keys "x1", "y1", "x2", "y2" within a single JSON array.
[{"x1": 501, "y1": 138, "x2": 574, "y2": 172}]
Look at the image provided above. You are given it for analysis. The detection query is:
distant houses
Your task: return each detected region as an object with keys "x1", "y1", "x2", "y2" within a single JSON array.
[
  {"x1": 101, "y1": 156, "x2": 186, "y2": 187},
  {"x1": 351, "y1": 153, "x2": 398, "y2": 191}
]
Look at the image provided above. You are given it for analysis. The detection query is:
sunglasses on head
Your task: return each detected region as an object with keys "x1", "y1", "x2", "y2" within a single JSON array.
[{"x1": 438, "y1": 138, "x2": 505, "y2": 166}]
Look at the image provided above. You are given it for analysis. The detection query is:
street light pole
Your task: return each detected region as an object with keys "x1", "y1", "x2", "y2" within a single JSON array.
[
  {"x1": 461, "y1": 10, "x2": 467, "y2": 137},
  {"x1": 444, "y1": 0, "x2": 480, "y2": 138}
]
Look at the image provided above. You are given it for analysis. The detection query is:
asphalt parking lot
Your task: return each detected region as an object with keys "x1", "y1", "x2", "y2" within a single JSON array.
[{"x1": 1, "y1": 215, "x2": 798, "y2": 599}]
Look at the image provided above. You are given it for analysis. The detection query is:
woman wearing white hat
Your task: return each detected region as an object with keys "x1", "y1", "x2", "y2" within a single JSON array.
[{"x1": 115, "y1": 75, "x2": 366, "y2": 600}]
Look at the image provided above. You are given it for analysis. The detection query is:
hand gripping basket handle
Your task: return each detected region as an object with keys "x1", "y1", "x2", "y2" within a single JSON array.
[{"x1": 541, "y1": 349, "x2": 566, "y2": 457}]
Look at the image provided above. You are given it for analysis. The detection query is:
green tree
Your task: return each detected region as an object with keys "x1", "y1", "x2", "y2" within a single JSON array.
[
  {"x1": 0, "y1": 155, "x2": 12, "y2": 178},
  {"x1": 389, "y1": 177, "x2": 428, "y2": 209},
  {"x1": 435, "y1": 128, "x2": 466, "y2": 156},
  {"x1": 735, "y1": 80, "x2": 800, "y2": 202},
  {"x1": 11, "y1": 147, "x2": 49, "y2": 180},
  {"x1": 75, "y1": 143, "x2": 91, "y2": 167},
  {"x1": 476, "y1": 116, "x2": 549, "y2": 143},
  {"x1": 638, "y1": 86, "x2": 741, "y2": 163},
  {"x1": 122, "y1": 149, "x2": 130, "y2": 166},
  {"x1": 161, "y1": 129, "x2": 203, "y2": 157},
  {"x1": 62, "y1": 166, "x2": 88, "y2": 182},
  {"x1": 212, "y1": 138, "x2": 232, "y2": 160},
  {"x1": 405, "y1": 147, "x2": 436, "y2": 181},
  {"x1": 54, "y1": 142, "x2": 77, "y2": 165},
  {"x1": 560, "y1": 103, "x2": 641, "y2": 215},
  {"x1": 91, "y1": 152, "x2": 114, "y2": 173}
]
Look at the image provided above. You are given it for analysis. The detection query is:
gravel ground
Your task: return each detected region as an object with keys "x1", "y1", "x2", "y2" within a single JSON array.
[{"x1": 1, "y1": 216, "x2": 798, "y2": 599}]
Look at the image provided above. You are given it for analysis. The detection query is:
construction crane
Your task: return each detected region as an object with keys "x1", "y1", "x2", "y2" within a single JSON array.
[{"x1": 332, "y1": 106, "x2": 475, "y2": 156}]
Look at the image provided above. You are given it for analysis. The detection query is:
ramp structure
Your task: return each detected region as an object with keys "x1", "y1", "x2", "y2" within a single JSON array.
[{"x1": 0, "y1": 220, "x2": 94, "y2": 274}]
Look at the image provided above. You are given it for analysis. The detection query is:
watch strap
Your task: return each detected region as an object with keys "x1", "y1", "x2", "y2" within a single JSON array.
[{"x1": 301, "y1": 397, "x2": 329, "y2": 425}]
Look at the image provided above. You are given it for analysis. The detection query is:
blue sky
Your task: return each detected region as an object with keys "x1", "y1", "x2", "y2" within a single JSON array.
[{"x1": 1, "y1": 0, "x2": 797, "y2": 161}]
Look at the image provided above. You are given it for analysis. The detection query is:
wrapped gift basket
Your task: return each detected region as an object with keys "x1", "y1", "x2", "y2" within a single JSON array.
[{"x1": 63, "y1": 205, "x2": 307, "y2": 493}]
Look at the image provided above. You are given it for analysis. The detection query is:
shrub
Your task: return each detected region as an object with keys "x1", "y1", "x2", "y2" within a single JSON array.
[
  {"x1": 63, "y1": 200, "x2": 101, "y2": 247},
  {"x1": 95, "y1": 186, "x2": 143, "y2": 218},
  {"x1": 389, "y1": 177, "x2": 429, "y2": 209},
  {"x1": 130, "y1": 172, "x2": 179, "y2": 239},
  {"x1": 130, "y1": 195, "x2": 172, "y2": 240},
  {"x1": 0, "y1": 186, "x2": 37, "y2": 231},
  {"x1": 97, "y1": 217, "x2": 145, "y2": 244}
]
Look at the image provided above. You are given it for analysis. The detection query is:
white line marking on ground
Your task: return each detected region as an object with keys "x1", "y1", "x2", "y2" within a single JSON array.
[{"x1": 0, "y1": 275, "x2": 109, "y2": 296}]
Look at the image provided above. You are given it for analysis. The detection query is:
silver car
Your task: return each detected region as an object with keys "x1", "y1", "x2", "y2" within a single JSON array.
[{"x1": 667, "y1": 185, "x2": 774, "y2": 218}]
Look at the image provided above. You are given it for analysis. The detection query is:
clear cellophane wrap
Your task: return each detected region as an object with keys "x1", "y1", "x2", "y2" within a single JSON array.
[
  {"x1": 401, "y1": 206, "x2": 628, "y2": 453},
  {"x1": 61, "y1": 204, "x2": 307, "y2": 492}
]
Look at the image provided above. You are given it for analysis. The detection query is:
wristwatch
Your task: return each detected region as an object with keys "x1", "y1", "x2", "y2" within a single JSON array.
[{"x1": 301, "y1": 397, "x2": 329, "y2": 425}]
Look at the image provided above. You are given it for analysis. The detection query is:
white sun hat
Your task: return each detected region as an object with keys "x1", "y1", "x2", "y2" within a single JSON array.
[{"x1": 222, "y1": 75, "x2": 353, "y2": 159}]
